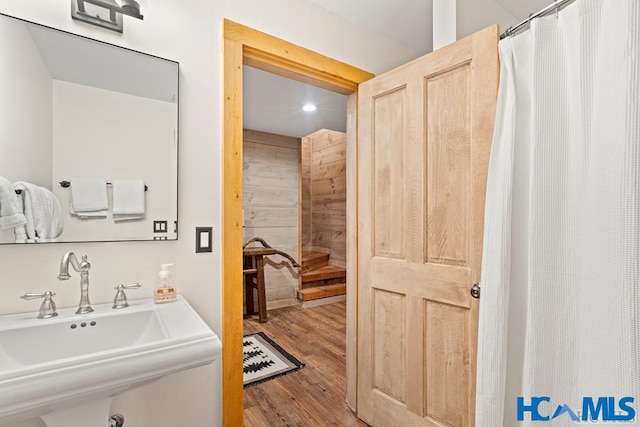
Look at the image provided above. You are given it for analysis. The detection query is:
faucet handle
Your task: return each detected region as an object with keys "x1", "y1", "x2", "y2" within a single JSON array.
[
  {"x1": 116, "y1": 283, "x2": 142, "y2": 290},
  {"x1": 20, "y1": 291, "x2": 58, "y2": 319},
  {"x1": 21, "y1": 292, "x2": 53, "y2": 300},
  {"x1": 113, "y1": 283, "x2": 141, "y2": 309}
]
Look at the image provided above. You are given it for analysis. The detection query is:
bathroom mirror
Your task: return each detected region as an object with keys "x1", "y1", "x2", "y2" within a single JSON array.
[{"x1": 0, "y1": 13, "x2": 178, "y2": 244}]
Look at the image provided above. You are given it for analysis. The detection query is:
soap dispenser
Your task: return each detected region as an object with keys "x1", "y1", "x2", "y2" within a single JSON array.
[{"x1": 154, "y1": 263, "x2": 177, "y2": 304}]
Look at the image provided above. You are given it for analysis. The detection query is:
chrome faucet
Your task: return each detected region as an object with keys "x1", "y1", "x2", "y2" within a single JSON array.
[{"x1": 58, "y1": 252, "x2": 93, "y2": 314}]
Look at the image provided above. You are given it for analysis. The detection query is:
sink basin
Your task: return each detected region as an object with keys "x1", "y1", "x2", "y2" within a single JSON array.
[
  {"x1": 0, "y1": 295, "x2": 221, "y2": 425},
  {"x1": 1, "y1": 309, "x2": 166, "y2": 366}
]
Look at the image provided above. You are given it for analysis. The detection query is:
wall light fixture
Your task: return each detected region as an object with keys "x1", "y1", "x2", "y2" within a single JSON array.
[{"x1": 71, "y1": 0, "x2": 144, "y2": 33}]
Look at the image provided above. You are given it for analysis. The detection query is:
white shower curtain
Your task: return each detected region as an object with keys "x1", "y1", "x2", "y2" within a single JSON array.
[{"x1": 476, "y1": 1, "x2": 640, "y2": 426}]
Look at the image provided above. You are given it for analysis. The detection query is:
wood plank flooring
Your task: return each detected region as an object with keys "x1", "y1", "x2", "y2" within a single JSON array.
[{"x1": 243, "y1": 302, "x2": 368, "y2": 427}]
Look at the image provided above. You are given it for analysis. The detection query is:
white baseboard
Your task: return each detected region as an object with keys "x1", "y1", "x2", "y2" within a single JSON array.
[{"x1": 301, "y1": 294, "x2": 346, "y2": 309}]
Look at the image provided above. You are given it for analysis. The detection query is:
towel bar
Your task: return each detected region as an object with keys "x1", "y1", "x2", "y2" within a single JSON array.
[{"x1": 59, "y1": 180, "x2": 148, "y2": 191}]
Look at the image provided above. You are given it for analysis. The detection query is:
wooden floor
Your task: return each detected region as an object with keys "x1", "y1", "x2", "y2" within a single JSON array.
[{"x1": 243, "y1": 302, "x2": 368, "y2": 427}]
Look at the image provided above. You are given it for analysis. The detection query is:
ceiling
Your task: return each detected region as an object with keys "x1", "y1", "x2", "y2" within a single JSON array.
[
  {"x1": 305, "y1": 0, "x2": 552, "y2": 54},
  {"x1": 243, "y1": 0, "x2": 552, "y2": 139},
  {"x1": 307, "y1": 0, "x2": 434, "y2": 56},
  {"x1": 28, "y1": 23, "x2": 178, "y2": 103},
  {"x1": 495, "y1": 0, "x2": 552, "y2": 23},
  {"x1": 243, "y1": 66, "x2": 347, "y2": 138}
]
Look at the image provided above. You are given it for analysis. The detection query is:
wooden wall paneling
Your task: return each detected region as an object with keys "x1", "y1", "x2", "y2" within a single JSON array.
[
  {"x1": 243, "y1": 129, "x2": 301, "y2": 309},
  {"x1": 243, "y1": 228, "x2": 299, "y2": 249},
  {"x1": 312, "y1": 230, "x2": 346, "y2": 245},
  {"x1": 312, "y1": 143, "x2": 347, "y2": 166},
  {"x1": 243, "y1": 165, "x2": 300, "y2": 189},
  {"x1": 244, "y1": 128, "x2": 299, "y2": 148},
  {"x1": 244, "y1": 186, "x2": 299, "y2": 207},
  {"x1": 301, "y1": 136, "x2": 312, "y2": 248},
  {"x1": 243, "y1": 142, "x2": 299, "y2": 165},
  {"x1": 313, "y1": 176, "x2": 348, "y2": 196},
  {"x1": 303, "y1": 129, "x2": 348, "y2": 267},
  {"x1": 311, "y1": 199, "x2": 347, "y2": 214},
  {"x1": 243, "y1": 207, "x2": 299, "y2": 228},
  {"x1": 313, "y1": 161, "x2": 347, "y2": 180}
]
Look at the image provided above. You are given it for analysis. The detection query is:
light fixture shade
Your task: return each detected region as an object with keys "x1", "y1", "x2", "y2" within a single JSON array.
[
  {"x1": 121, "y1": 0, "x2": 142, "y2": 18},
  {"x1": 71, "y1": 0, "x2": 144, "y2": 33},
  {"x1": 303, "y1": 104, "x2": 317, "y2": 112},
  {"x1": 71, "y1": 0, "x2": 124, "y2": 33},
  {"x1": 96, "y1": 0, "x2": 119, "y2": 7}
]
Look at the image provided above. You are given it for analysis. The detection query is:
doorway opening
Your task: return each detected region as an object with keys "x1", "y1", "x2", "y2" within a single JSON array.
[
  {"x1": 241, "y1": 66, "x2": 353, "y2": 423},
  {"x1": 242, "y1": 65, "x2": 349, "y2": 312},
  {"x1": 222, "y1": 19, "x2": 374, "y2": 426}
]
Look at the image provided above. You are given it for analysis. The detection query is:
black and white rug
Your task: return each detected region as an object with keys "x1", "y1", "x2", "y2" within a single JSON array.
[{"x1": 243, "y1": 331, "x2": 304, "y2": 388}]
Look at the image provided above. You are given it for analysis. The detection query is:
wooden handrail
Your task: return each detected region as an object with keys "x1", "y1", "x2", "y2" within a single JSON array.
[{"x1": 242, "y1": 237, "x2": 300, "y2": 268}]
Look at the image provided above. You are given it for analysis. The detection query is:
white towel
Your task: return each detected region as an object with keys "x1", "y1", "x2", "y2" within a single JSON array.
[
  {"x1": 112, "y1": 180, "x2": 145, "y2": 221},
  {"x1": 0, "y1": 176, "x2": 27, "y2": 229},
  {"x1": 13, "y1": 182, "x2": 64, "y2": 243},
  {"x1": 69, "y1": 178, "x2": 108, "y2": 218}
]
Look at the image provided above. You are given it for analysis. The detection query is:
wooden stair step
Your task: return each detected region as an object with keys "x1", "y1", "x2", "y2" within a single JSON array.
[
  {"x1": 297, "y1": 283, "x2": 346, "y2": 301},
  {"x1": 301, "y1": 251, "x2": 329, "y2": 263},
  {"x1": 301, "y1": 277, "x2": 345, "y2": 289},
  {"x1": 301, "y1": 251, "x2": 330, "y2": 272},
  {"x1": 301, "y1": 265, "x2": 346, "y2": 283}
]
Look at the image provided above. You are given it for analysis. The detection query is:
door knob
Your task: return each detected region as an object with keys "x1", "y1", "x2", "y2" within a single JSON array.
[{"x1": 470, "y1": 283, "x2": 481, "y2": 299}]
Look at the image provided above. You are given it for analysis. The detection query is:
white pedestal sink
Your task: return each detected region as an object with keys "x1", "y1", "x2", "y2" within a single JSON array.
[{"x1": 0, "y1": 296, "x2": 221, "y2": 426}]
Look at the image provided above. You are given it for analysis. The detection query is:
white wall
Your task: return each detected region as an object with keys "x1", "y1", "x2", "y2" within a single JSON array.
[
  {"x1": 0, "y1": 16, "x2": 53, "y2": 187},
  {"x1": 52, "y1": 81, "x2": 177, "y2": 242},
  {"x1": 0, "y1": 16, "x2": 53, "y2": 245},
  {"x1": 457, "y1": 0, "x2": 517, "y2": 39},
  {"x1": 432, "y1": 0, "x2": 517, "y2": 52},
  {"x1": 433, "y1": 0, "x2": 457, "y2": 50},
  {"x1": 0, "y1": 1, "x2": 418, "y2": 426}
]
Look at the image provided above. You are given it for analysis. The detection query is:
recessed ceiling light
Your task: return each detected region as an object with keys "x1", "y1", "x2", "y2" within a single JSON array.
[{"x1": 302, "y1": 103, "x2": 317, "y2": 112}]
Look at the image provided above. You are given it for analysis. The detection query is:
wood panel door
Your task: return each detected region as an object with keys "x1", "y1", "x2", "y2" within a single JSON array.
[{"x1": 356, "y1": 25, "x2": 499, "y2": 427}]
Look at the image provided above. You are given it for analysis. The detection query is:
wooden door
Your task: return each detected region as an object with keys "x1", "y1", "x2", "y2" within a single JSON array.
[{"x1": 356, "y1": 25, "x2": 499, "y2": 427}]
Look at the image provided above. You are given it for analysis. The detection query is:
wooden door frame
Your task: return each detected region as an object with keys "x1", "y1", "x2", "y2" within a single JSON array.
[{"x1": 222, "y1": 19, "x2": 374, "y2": 426}]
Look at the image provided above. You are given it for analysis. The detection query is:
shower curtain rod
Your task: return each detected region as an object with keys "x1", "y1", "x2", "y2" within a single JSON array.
[{"x1": 500, "y1": 0, "x2": 576, "y2": 39}]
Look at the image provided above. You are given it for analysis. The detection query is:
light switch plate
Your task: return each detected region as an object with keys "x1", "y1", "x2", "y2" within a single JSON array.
[{"x1": 196, "y1": 227, "x2": 212, "y2": 253}]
